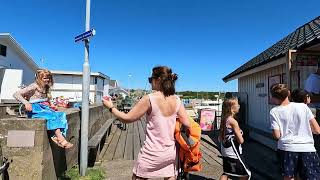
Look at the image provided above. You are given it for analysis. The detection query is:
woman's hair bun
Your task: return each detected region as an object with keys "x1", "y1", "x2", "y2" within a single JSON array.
[{"x1": 171, "y1": 73, "x2": 178, "y2": 81}]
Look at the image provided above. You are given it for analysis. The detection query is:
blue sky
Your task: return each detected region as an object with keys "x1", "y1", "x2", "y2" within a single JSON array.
[{"x1": 1, "y1": 0, "x2": 319, "y2": 91}]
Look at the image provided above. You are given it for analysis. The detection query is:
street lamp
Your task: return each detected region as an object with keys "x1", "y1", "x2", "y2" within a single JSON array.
[{"x1": 128, "y1": 74, "x2": 132, "y2": 95}]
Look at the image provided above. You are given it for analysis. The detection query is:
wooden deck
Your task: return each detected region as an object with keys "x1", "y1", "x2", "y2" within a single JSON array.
[
  {"x1": 101, "y1": 117, "x2": 147, "y2": 161},
  {"x1": 99, "y1": 117, "x2": 224, "y2": 179},
  {"x1": 100, "y1": 116, "x2": 222, "y2": 166}
]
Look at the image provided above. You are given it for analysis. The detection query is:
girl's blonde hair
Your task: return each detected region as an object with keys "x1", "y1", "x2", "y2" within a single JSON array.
[
  {"x1": 35, "y1": 69, "x2": 53, "y2": 99},
  {"x1": 219, "y1": 97, "x2": 239, "y2": 141}
]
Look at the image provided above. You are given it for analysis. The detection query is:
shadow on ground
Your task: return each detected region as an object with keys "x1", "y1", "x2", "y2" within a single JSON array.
[
  {"x1": 201, "y1": 129, "x2": 281, "y2": 180},
  {"x1": 202, "y1": 130, "x2": 221, "y2": 151}
]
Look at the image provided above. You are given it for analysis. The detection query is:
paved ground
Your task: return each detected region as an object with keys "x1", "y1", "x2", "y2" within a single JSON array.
[
  {"x1": 206, "y1": 130, "x2": 282, "y2": 180},
  {"x1": 99, "y1": 119, "x2": 280, "y2": 180}
]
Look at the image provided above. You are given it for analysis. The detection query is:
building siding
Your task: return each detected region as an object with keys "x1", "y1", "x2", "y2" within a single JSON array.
[
  {"x1": 238, "y1": 60, "x2": 286, "y2": 149},
  {"x1": 0, "y1": 39, "x2": 36, "y2": 85},
  {"x1": 51, "y1": 74, "x2": 109, "y2": 104}
]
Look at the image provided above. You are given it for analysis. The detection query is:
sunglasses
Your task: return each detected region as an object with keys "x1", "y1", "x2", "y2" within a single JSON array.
[{"x1": 148, "y1": 77, "x2": 153, "y2": 83}]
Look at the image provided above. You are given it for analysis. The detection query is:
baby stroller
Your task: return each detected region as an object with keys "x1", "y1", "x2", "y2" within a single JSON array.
[
  {"x1": 0, "y1": 157, "x2": 10, "y2": 180},
  {"x1": 175, "y1": 117, "x2": 202, "y2": 180},
  {"x1": 0, "y1": 144, "x2": 10, "y2": 180},
  {"x1": 176, "y1": 143, "x2": 189, "y2": 180}
]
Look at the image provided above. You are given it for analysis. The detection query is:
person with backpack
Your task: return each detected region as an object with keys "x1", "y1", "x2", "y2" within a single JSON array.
[
  {"x1": 270, "y1": 84, "x2": 320, "y2": 179},
  {"x1": 103, "y1": 66, "x2": 190, "y2": 180},
  {"x1": 219, "y1": 97, "x2": 251, "y2": 180}
]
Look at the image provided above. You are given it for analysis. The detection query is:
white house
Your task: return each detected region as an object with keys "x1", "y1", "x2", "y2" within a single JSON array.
[
  {"x1": 0, "y1": 33, "x2": 39, "y2": 103},
  {"x1": 108, "y1": 79, "x2": 129, "y2": 98},
  {"x1": 223, "y1": 16, "x2": 320, "y2": 149},
  {"x1": 109, "y1": 80, "x2": 120, "y2": 89},
  {"x1": 50, "y1": 70, "x2": 110, "y2": 104}
]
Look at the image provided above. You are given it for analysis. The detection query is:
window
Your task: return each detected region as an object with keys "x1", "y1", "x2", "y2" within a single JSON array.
[{"x1": 0, "y1": 44, "x2": 7, "y2": 57}]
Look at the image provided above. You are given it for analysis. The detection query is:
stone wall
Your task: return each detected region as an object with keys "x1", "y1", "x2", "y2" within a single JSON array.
[{"x1": 0, "y1": 105, "x2": 112, "y2": 180}]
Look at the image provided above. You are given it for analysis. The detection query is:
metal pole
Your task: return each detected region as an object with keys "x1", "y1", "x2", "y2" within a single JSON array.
[{"x1": 80, "y1": 0, "x2": 91, "y2": 176}]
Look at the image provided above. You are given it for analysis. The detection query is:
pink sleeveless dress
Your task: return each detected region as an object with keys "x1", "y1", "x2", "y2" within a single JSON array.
[{"x1": 132, "y1": 94, "x2": 181, "y2": 178}]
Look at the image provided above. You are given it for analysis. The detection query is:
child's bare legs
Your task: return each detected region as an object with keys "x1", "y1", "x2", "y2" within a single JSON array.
[
  {"x1": 219, "y1": 174, "x2": 228, "y2": 180},
  {"x1": 55, "y1": 129, "x2": 65, "y2": 141}
]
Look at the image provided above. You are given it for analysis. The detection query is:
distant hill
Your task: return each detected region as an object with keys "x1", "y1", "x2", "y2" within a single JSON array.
[{"x1": 177, "y1": 91, "x2": 225, "y2": 100}]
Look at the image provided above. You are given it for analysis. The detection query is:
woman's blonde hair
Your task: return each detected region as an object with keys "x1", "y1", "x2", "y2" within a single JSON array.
[
  {"x1": 35, "y1": 69, "x2": 53, "y2": 98},
  {"x1": 219, "y1": 97, "x2": 239, "y2": 141}
]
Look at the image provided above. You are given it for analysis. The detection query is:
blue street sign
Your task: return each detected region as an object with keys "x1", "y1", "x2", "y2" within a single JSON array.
[{"x1": 75, "y1": 29, "x2": 96, "y2": 42}]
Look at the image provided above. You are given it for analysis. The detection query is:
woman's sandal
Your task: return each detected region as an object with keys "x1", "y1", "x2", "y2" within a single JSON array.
[
  {"x1": 58, "y1": 139, "x2": 74, "y2": 149},
  {"x1": 51, "y1": 136, "x2": 66, "y2": 148},
  {"x1": 51, "y1": 136, "x2": 73, "y2": 149},
  {"x1": 51, "y1": 136, "x2": 61, "y2": 147}
]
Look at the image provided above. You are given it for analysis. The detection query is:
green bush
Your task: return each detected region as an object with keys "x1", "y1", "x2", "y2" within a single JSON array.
[{"x1": 62, "y1": 166, "x2": 105, "y2": 180}]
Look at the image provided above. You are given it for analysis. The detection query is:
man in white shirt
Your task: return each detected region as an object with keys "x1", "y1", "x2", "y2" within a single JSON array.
[
  {"x1": 269, "y1": 84, "x2": 320, "y2": 180},
  {"x1": 305, "y1": 73, "x2": 320, "y2": 94}
]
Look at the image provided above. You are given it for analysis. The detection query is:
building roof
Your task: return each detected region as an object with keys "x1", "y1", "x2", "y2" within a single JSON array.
[
  {"x1": 109, "y1": 87, "x2": 128, "y2": 95},
  {"x1": 50, "y1": 70, "x2": 110, "y2": 79},
  {"x1": 0, "y1": 33, "x2": 39, "y2": 70},
  {"x1": 223, "y1": 16, "x2": 320, "y2": 82}
]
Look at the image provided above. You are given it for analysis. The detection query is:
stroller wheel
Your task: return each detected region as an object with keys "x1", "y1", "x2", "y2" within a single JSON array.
[
  {"x1": 183, "y1": 172, "x2": 189, "y2": 180},
  {"x1": 177, "y1": 172, "x2": 189, "y2": 180},
  {"x1": 184, "y1": 173, "x2": 189, "y2": 180}
]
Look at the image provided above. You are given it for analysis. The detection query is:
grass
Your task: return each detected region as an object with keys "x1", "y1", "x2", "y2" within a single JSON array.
[{"x1": 62, "y1": 166, "x2": 105, "y2": 180}]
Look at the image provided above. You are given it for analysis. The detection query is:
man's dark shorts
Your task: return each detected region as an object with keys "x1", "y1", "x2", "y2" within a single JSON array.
[{"x1": 278, "y1": 150, "x2": 320, "y2": 179}]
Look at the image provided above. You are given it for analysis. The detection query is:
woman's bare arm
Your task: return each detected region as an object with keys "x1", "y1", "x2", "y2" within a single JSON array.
[
  {"x1": 103, "y1": 95, "x2": 150, "y2": 123},
  {"x1": 177, "y1": 103, "x2": 190, "y2": 128}
]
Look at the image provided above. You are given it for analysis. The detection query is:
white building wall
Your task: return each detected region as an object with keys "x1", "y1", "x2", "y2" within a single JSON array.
[
  {"x1": 51, "y1": 74, "x2": 109, "y2": 104},
  {"x1": 0, "y1": 39, "x2": 36, "y2": 86},
  {"x1": 237, "y1": 54, "x2": 320, "y2": 149},
  {"x1": 95, "y1": 76, "x2": 106, "y2": 103},
  {"x1": 53, "y1": 75, "x2": 74, "y2": 89},
  {"x1": 238, "y1": 61, "x2": 286, "y2": 149}
]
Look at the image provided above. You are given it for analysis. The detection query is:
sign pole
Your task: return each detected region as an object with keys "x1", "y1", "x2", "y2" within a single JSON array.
[{"x1": 80, "y1": 0, "x2": 91, "y2": 176}]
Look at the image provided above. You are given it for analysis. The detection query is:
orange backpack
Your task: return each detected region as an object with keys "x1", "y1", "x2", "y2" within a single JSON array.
[{"x1": 175, "y1": 117, "x2": 202, "y2": 172}]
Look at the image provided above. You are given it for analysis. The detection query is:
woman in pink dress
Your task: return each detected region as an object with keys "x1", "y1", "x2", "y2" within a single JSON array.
[{"x1": 103, "y1": 66, "x2": 190, "y2": 180}]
